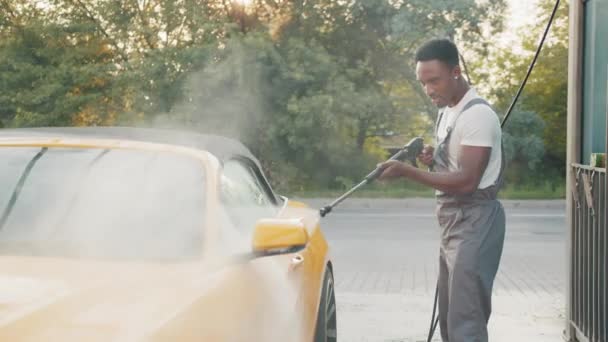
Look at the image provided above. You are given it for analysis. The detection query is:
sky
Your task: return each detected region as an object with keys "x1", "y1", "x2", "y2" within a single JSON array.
[{"x1": 503, "y1": 0, "x2": 541, "y2": 47}]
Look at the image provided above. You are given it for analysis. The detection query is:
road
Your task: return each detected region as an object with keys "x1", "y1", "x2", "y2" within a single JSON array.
[{"x1": 303, "y1": 198, "x2": 567, "y2": 342}]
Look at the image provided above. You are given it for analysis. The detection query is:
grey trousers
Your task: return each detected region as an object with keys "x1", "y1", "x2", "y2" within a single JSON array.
[{"x1": 437, "y1": 200, "x2": 506, "y2": 342}]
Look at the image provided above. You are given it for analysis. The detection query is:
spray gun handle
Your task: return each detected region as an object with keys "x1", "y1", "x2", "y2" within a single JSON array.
[
  {"x1": 391, "y1": 147, "x2": 418, "y2": 167},
  {"x1": 397, "y1": 136, "x2": 424, "y2": 167}
]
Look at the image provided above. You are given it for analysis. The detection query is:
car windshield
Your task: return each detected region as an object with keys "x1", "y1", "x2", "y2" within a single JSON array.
[{"x1": 0, "y1": 147, "x2": 206, "y2": 261}]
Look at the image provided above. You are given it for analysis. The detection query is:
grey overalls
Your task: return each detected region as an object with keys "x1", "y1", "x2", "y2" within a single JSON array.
[{"x1": 432, "y1": 98, "x2": 506, "y2": 342}]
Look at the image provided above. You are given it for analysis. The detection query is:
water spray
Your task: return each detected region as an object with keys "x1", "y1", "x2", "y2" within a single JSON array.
[{"x1": 319, "y1": 137, "x2": 424, "y2": 217}]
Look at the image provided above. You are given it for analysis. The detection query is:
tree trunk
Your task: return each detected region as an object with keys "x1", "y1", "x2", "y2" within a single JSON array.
[{"x1": 356, "y1": 118, "x2": 369, "y2": 151}]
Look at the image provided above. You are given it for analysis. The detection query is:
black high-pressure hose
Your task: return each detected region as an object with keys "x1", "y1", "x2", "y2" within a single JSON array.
[
  {"x1": 319, "y1": 0, "x2": 561, "y2": 220},
  {"x1": 425, "y1": 1, "x2": 562, "y2": 341},
  {"x1": 500, "y1": 0, "x2": 562, "y2": 129},
  {"x1": 315, "y1": 0, "x2": 562, "y2": 339}
]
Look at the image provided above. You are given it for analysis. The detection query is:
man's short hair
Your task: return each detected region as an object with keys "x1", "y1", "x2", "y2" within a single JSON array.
[{"x1": 415, "y1": 39, "x2": 460, "y2": 68}]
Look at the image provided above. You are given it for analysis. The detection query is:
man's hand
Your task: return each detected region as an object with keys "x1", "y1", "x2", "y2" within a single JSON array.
[
  {"x1": 399, "y1": 145, "x2": 491, "y2": 195},
  {"x1": 418, "y1": 144, "x2": 434, "y2": 167},
  {"x1": 377, "y1": 160, "x2": 413, "y2": 181}
]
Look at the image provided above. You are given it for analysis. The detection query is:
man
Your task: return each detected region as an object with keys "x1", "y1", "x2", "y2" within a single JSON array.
[{"x1": 377, "y1": 39, "x2": 505, "y2": 342}]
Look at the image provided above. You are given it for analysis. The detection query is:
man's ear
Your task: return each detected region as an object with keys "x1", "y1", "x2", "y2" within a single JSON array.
[{"x1": 451, "y1": 65, "x2": 462, "y2": 80}]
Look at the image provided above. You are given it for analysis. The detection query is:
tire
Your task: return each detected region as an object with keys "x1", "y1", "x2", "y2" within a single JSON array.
[{"x1": 314, "y1": 269, "x2": 337, "y2": 342}]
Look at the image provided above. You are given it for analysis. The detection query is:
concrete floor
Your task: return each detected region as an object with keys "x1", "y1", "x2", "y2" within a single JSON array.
[{"x1": 302, "y1": 198, "x2": 567, "y2": 342}]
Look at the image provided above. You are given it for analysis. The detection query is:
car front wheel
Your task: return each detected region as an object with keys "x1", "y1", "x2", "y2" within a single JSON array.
[{"x1": 314, "y1": 269, "x2": 337, "y2": 342}]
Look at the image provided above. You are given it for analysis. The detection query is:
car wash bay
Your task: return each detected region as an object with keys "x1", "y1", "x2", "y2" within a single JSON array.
[{"x1": 305, "y1": 198, "x2": 566, "y2": 342}]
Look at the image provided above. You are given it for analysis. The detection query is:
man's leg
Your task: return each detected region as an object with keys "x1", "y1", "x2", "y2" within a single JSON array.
[{"x1": 446, "y1": 206, "x2": 506, "y2": 342}]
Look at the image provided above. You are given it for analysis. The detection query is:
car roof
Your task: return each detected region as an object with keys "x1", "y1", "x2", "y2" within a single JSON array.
[{"x1": 0, "y1": 127, "x2": 257, "y2": 162}]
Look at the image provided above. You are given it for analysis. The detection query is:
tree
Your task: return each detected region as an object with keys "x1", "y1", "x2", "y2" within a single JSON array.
[
  {"x1": 471, "y1": 0, "x2": 568, "y2": 183},
  {"x1": 0, "y1": 10, "x2": 121, "y2": 126},
  {"x1": 502, "y1": 109, "x2": 546, "y2": 185},
  {"x1": 0, "y1": 0, "x2": 509, "y2": 191}
]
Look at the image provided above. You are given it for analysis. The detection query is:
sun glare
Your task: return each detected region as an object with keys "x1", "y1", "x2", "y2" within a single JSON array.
[{"x1": 233, "y1": 0, "x2": 253, "y2": 6}]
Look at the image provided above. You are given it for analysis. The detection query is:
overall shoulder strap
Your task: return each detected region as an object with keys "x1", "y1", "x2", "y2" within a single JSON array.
[
  {"x1": 434, "y1": 98, "x2": 493, "y2": 142},
  {"x1": 449, "y1": 98, "x2": 493, "y2": 131},
  {"x1": 434, "y1": 108, "x2": 446, "y2": 139},
  {"x1": 461, "y1": 98, "x2": 492, "y2": 113}
]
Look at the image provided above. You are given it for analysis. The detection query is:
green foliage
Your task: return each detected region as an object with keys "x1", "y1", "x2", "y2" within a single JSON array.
[
  {"x1": 288, "y1": 179, "x2": 565, "y2": 200},
  {"x1": 472, "y1": 0, "x2": 569, "y2": 185},
  {"x1": 6, "y1": 0, "x2": 560, "y2": 194},
  {"x1": 502, "y1": 109, "x2": 546, "y2": 170},
  {"x1": 0, "y1": 19, "x2": 119, "y2": 126},
  {"x1": 501, "y1": 109, "x2": 547, "y2": 188}
]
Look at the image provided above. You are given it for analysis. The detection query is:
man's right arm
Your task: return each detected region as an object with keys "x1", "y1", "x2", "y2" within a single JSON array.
[{"x1": 379, "y1": 144, "x2": 491, "y2": 195}]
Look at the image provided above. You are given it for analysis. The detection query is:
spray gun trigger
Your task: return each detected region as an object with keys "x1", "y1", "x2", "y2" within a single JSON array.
[{"x1": 409, "y1": 155, "x2": 418, "y2": 168}]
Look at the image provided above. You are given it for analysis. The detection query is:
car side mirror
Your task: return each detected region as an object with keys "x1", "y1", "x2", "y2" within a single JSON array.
[{"x1": 252, "y1": 218, "x2": 308, "y2": 255}]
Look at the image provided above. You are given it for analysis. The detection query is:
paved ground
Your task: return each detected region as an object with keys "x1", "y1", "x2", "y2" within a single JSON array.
[{"x1": 301, "y1": 198, "x2": 567, "y2": 342}]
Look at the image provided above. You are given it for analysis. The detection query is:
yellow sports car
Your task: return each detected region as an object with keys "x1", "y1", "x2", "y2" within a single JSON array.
[{"x1": 0, "y1": 127, "x2": 336, "y2": 342}]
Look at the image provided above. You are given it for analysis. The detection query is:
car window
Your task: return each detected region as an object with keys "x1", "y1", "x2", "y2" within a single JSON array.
[
  {"x1": 220, "y1": 160, "x2": 277, "y2": 234},
  {"x1": 221, "y1": 160, "x2": 275, "y2": 207},
  {"x1": 0, "y1": 147, "x2": 206, "y2": 261}
]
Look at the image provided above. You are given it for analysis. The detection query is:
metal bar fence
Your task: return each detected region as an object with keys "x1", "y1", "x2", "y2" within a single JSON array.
[{"x1": 570, "y1": 164, "x2": 607, "y2": 342}]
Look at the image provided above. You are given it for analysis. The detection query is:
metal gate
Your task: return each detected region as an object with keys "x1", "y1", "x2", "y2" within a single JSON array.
[{"x1": 569, "y1": 164, "x2": 607, "y2": 342}]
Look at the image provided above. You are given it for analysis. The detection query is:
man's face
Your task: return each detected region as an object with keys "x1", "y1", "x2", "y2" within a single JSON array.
[{"x1": 416, "y1": 60, "x2": 459, "y2": 108}]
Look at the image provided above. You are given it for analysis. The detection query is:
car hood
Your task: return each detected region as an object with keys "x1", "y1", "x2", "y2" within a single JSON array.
[{"x1": 0, "y1": 255, "x2": 303, "y2": 342}]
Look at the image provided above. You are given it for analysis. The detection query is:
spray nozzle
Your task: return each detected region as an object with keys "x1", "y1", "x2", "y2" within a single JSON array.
[{"x1": 319, "y1": 205, "x2": 332, "y2": 217}]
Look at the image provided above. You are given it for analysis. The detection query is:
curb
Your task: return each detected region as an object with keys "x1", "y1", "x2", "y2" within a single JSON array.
[{"x1": 294, "y1": 198, "x2": 566, "y2": 211}]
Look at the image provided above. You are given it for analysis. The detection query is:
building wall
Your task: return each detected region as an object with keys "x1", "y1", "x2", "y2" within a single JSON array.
[{"x1": 582, "y1": 0, "x2": 608, "y2": 162}]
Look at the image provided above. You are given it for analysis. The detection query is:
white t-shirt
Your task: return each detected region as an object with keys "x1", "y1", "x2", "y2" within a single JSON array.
[{"x1": 436, "y1": 88, "x2": 502, "y2": 189}]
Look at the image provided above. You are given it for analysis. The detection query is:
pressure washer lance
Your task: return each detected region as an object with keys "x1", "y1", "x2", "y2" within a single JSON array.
[{"x1": 319, "y1": 137, "x2": 424, "y2": 217}]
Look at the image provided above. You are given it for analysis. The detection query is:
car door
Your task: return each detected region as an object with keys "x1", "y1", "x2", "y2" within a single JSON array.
[
  {"x1": 220, "y1": 159, "x2": 328, "y2": 340},
  {"x1": 218, "y1": 158, "x2": 321, "y2": 324}
]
